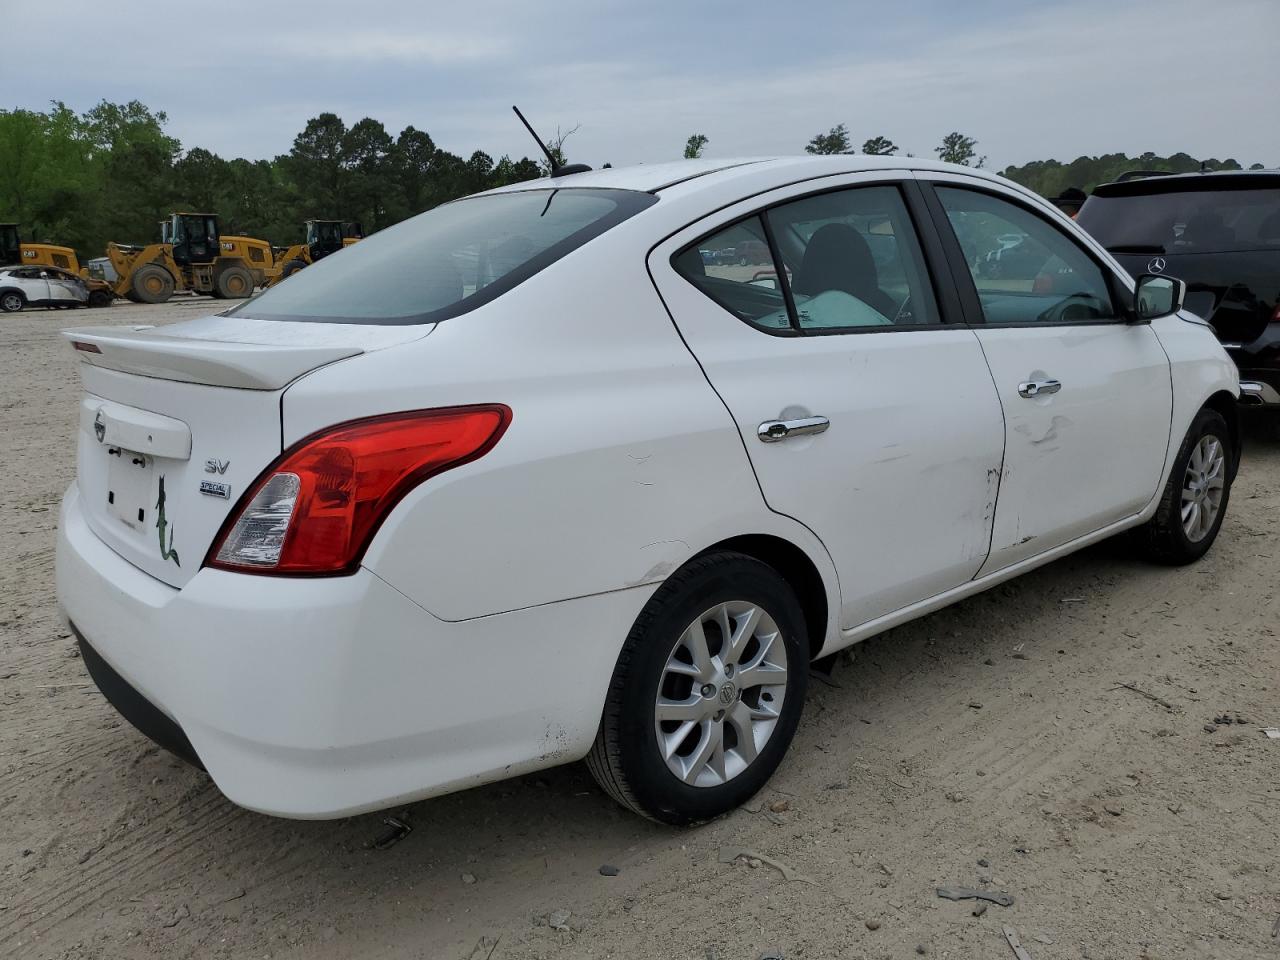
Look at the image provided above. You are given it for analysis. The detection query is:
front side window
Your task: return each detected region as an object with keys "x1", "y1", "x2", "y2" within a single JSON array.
[
  {"x1": 672, "y1": 183, "x2": 941, "y2": 333},
  {"x1": 233, "y1": 189, "x2": 658, "y2": 325},
  {"x1": 937, "y1": 187, "x2": 1116, "y2": 324}
]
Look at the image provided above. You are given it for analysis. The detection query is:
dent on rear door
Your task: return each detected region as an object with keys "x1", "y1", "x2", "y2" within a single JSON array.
[{"x1": 646, "y1": 178, "x2": 1007, "y2": 630}]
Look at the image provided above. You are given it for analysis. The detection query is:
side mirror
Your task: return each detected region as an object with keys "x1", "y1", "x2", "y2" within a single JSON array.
[{"x1": 1132, "y1": 273, "x2": 1185, "y2": 322}]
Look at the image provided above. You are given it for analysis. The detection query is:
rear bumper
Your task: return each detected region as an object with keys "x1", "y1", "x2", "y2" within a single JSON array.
[
  {"x1": 75, "y1": 628, "x2": 203, "y2": 768},
  {"x1": 1238, "y1": 379, "x2": 1280, "y2": 407},
  {"x1": 56, "y1": 482, "x2": 650, "y2": 818},
  {"x1": 1226, "y1": 327, "x2": 1280, "y2": 406}
]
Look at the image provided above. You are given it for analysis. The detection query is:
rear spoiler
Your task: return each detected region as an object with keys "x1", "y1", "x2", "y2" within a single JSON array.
[{"x1": 62, "y1": 326, "x2": 362, "y2": 390}]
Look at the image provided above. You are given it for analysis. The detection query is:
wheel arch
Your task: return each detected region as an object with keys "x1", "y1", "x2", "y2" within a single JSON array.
[
  {"x1": 1201, "y1": 389, "x2": 1241, "y2": 478},
  {"x1": 692, "y1": 533, "x2": 831, "y2": 661}
]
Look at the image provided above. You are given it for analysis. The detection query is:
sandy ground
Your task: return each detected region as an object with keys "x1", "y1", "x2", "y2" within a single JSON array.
[{"x1": 2, "y1": 297, "x2": 1279, "y2": 960}]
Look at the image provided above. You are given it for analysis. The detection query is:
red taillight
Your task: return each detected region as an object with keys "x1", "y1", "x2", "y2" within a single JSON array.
[{"x1": 207, "y1": 405, "x2": 510, "y2": 575}]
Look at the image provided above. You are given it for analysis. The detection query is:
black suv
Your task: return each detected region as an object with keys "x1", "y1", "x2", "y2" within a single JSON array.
[{"x1": 1076, "y1": 170, "x2": 1280, "y2": 408}]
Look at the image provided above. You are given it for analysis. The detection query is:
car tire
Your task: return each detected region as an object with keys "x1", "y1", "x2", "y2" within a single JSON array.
[
  {"x1": 130, "y1": 264, "x2": 174, "y2": 304},
  {"x1": 1134, "y1": 407, "x2": 1233, "y2": 565},
  {"x1": 0, "y1": 291, "x2": 23, "y2": 313},
  {"x1": 587, "y1": 551, "x2": 809, "y2": 825},
  {"x1": 88, "y1": 289, "x2": 113, "y2": 308}
]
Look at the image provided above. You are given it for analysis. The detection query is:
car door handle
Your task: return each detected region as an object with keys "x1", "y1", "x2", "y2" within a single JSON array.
[
  {"x1": 758, "y1": 416, "x2": 830, "y2": 443},
  {"x1": 1017, "y1": 379, "x2": 1061, "y2": 398}
]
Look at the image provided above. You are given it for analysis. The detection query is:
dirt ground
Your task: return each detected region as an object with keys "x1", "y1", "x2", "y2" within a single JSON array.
[{"x1": 2, "y1": 297, "x2": 1279, "y2": 960}]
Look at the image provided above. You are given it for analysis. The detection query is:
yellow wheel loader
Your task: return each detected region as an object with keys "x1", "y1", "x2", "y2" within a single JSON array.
[
  {"x1": 0, "y1": 222, "x2": 115, "y2": 307},
  {"x1": 267, "y1": 219, "x2": 363, "y2": 286},
  {"x1": 107, "y1": 213, "x2": 273, "y2": 305}
]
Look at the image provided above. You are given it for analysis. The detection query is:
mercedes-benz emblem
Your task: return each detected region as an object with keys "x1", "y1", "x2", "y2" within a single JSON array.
[
  {"x1": 1148, "y1": 257, "x2": 1166, "y2": 274},
  {"x1": 718, "y1": 682, "x2": 737, "y2": 705},
  {"x1": 93, "y1": 410, "x2": 105, "y2": 443}
]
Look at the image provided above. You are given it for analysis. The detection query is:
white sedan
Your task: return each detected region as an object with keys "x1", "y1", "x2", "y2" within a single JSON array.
[{"x1": 56, "y1": 156, "x2": 1238, "y2": 824}]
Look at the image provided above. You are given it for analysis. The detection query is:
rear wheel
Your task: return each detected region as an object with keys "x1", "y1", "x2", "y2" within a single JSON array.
[
  {"x1": 130, "y1": 264, "x2": 174, "y2": 304},
  {"x1": 1, "y1": 291, "x2": 24, "y2": 313},
  {"x1": 587, "y1": 552, "x2": 809, "y2": 825},
  {"x1": 1135, "y1": 407, "x2": 1233, "y2": 564},
  {"x1": 88, "y1": 289, "x2": 113, "y2": 308},
  {"x1": 215, "y1": 265, "x2": 253, "y2": 300}
]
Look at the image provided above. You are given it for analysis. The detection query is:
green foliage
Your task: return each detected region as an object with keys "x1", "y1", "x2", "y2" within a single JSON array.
[
  {"x1": 1001, "y1": 152, "x2": 1251, "y2": 197},
  {"x1": 936, "y1": 132, "x2": 982, "y2": 167},
  {"x1": 0, "y1": 101, "x2": 544, "y2": 258},
  {"x1": 683, "y1": 134, "x2": 709, "y2": 159},
  {"x1": 806, "y1": 124, "x2": 853, "y2": 155},
  {"x1": 861, "y1": 136, "x2": 898, "y2": 156}
]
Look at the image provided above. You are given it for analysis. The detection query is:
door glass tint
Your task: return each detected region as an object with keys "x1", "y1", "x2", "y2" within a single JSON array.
[
  {"x1": 937, "y1": 187, "x2": 1115, "y2": 324},
  {"x1": 672, "y1": 216, "x2": 792, "y2": 331},
  {"x1": 766, "y1": 186, "x2": 939, "y2": 330},
  {"x1": 1078, "y1": 186, "x2": 1280, "y2": 254}
]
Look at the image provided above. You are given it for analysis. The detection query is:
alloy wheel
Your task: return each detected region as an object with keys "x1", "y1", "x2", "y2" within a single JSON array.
[
  {"x1": 654, "y1": 601, "x2": 789, "y2": 787},
  {"x1": 1181, "y1": 434, "x2": 1225, "y2": 542}
]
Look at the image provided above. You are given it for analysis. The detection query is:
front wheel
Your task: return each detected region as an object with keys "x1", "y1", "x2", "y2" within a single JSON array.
[
  {"x1": 1, "y1": 291, "x2": 23, "y2": 313},
  {"x1": 130, "y1": 264, "x2": 174, "y2": 304},
  {"x1": 1135, "y1": 407, "x2": 1233, "y2": 564},
  {"x1": 587, "y1": 552, "x2": 809, "y2": 825}
]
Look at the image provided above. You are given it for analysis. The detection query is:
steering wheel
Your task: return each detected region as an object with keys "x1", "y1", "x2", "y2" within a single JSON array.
[{"x1": 1036, "y1": 293, "x2": 1098, "y2": 324}]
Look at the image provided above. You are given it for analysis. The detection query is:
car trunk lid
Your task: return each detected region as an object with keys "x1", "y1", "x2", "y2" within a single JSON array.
[{"x1": 65, "y1": 315, "x2": 432, "y2": 588}]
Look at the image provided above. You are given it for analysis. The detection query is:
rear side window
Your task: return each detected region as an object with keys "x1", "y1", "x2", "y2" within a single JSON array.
[
  {"x1": 766, "y1": 186, "x2": 939, "y2": 330},
  {"x1": 671, "y1": 217, "x2": 792, "y2": 332},
  {"x1": 233, "y1": 188, "x2": 657, "y2": 325},
  {"x1": 672, "y1": 183, "x2": 941, "y2": 333},
  {"x1": 1078, "y1": 186, "x2": 1280, "y2": 254}
]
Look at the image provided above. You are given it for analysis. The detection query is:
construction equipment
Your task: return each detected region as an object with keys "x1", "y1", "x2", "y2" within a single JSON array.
[
  {"x1": 267, "y1": 220, "x2": 363, "y2": 286},
  {"x1": 1, "y1": 223, "x2": 114, "y2": 306},
  {"x1": 106, "y1": 212, "x2": 274, "y2": 304}
]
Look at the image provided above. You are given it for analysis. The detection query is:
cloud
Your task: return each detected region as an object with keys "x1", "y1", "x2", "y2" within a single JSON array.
[
  {"x1": 273, "y1": 29, "x2": 510, "y2": 64},
  {"x1": 4, "y1": 0, "x2": 1277, "y2": 169}
]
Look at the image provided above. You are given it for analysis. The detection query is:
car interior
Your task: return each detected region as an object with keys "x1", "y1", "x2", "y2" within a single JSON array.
[{"x1": 674, "y1": 186, "x2": 932, "y2": 332}]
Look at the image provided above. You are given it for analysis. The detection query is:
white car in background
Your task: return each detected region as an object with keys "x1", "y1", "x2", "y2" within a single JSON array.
[
  {"x1": 1, "y1": 265, "x2": 91, "y2": 312},
  {"x1": 56, "y1": 156, "x2": 1238, "y2": 824}
]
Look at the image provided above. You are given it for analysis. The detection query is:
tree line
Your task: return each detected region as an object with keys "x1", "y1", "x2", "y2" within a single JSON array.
[
  {"x1": 0, "y1": 100, "x2": 547, "y2": 259},
  {"x1": 689, "y1": 125, "x2": 1269, "y2": 195},
  {"x1": 2, "y1": 100, "x2": 1272, "y2": 261}
]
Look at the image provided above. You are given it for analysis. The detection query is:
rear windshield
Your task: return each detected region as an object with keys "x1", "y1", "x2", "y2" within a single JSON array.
[
  {"x1": 1078, "y1": 185, "x2": 1280, "y2": 255},
  {"x1": 232, "y1": 188, "x2": 657, "y2": 325}
]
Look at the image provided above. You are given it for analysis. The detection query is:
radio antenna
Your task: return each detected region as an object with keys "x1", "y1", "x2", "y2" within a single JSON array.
[{"x1": 512, "y1": 105, "x2": 591, "y2": 178}]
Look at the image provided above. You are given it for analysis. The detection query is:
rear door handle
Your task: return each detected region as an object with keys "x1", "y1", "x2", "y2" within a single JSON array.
[
  {"x1": 1017, "y1": 379, "x2": 1061, "y2": 398},
  {"x1": 758, "y1": 416, "x2": 830, "y2": 442}
]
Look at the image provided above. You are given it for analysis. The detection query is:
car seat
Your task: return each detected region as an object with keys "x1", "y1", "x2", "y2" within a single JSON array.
[{"x1": 791, "y1": 223, "x2": 897, "y2": 318}]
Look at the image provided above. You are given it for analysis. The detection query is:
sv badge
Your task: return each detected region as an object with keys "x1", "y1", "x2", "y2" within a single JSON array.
[{"x1": 204, "y1": 458, "x2": 230, "y2": 475}]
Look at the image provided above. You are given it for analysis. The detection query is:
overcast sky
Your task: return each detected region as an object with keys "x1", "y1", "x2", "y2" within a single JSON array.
[{"x1": 6, "y1": 0, "x2": 1277, "y2": 171}]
